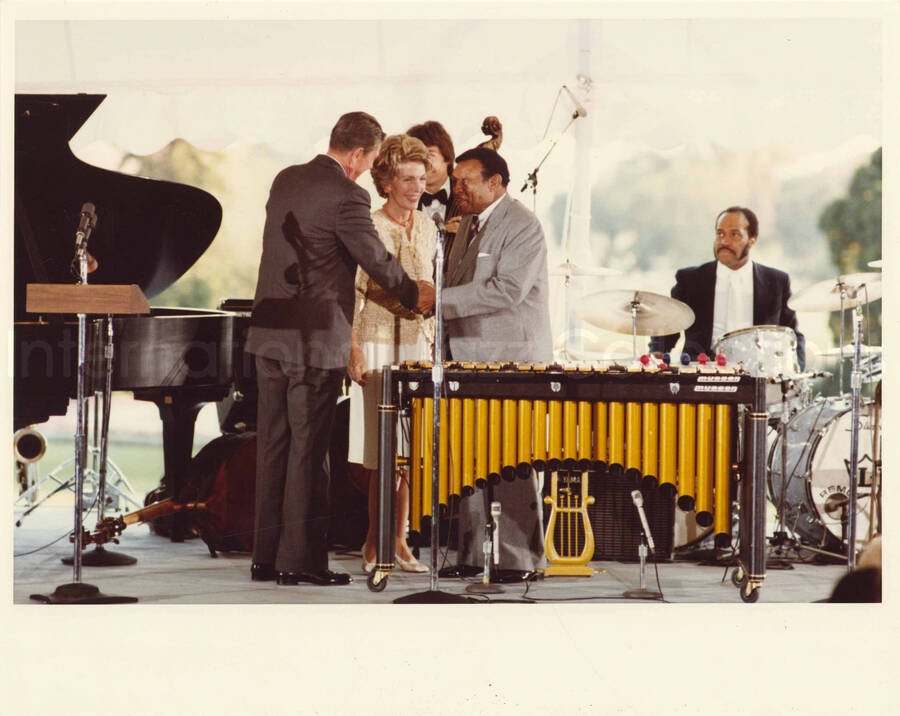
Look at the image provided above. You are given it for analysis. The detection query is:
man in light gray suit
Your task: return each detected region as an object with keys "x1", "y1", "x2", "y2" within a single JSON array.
[{"x1": 441, "y1": 147, "x2": 552, "y2": 581}]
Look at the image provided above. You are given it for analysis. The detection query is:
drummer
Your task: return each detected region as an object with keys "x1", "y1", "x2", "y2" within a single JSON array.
[{"x1": 649, "y1": 206, "x2": 805, "y2": 370}]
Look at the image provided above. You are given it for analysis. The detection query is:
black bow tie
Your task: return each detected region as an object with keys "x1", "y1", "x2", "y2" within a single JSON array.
[{"x1": 421, "y1": 188, "x2": 449, "y2": 205}]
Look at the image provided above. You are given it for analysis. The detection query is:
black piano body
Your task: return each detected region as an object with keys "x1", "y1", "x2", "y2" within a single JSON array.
[{"x1": 13, "y1": 93, "x2": 248, "y2": 541}]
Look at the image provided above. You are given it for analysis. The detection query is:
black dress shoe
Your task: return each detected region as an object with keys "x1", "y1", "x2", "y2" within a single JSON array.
[
  {"x1": 276, "y1": 569, "x2": 352, "y2": 586},
  {"x1": 251, "y1": 563, "x2": 277, "y2": 582},
  {"x1": 438, "y1": 564, "x2": 484, "y2": 579},
  {"x1": 492, "y1": 569, "x2": 541, "y2": 584}
]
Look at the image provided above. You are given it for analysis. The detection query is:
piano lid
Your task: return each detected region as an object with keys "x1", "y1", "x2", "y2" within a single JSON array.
[{"x1": 14, "y1": 93, "x2": 223, "y2": 317}]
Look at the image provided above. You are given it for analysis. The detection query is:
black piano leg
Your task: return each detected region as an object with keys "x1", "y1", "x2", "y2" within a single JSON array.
[{"x1": 148, "y1": 397, "x2": 206, "y2": 542}]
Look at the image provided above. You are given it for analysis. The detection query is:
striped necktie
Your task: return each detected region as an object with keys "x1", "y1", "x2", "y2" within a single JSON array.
[{"x1": 467, "y1": 215, "x2": 481, "y2": 246}]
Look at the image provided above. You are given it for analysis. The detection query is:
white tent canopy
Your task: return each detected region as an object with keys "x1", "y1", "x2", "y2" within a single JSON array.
[
  {"x1": 14, "y1": 16, "x2": 881, "y2": 154},
  {"x1": 10, "y1": 11, "x2": 886, "y2": 359}
]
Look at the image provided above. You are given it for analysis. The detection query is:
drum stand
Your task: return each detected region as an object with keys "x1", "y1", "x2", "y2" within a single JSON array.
[
  {"x1": 767, "y1": 379, "x2": 799, "y2": 569},
  {"x1": 844, "y1": 307, "x2": 864, "y2": 570},
  {"x1": 29, "y1": 218, "x2": 137, "y2": 604},
  {"x1": 393, "y1": 219, "x2": 469, "y2": 603},
  {"x1": 868, "y1": 382, "x2": 882, "y2": 541}
]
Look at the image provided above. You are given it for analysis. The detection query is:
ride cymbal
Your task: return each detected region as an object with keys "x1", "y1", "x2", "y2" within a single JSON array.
[
  {"x1": 789, "y1": 272, "x2": 882, "y2": 312},
  {"x1": 579, "y1": 290, "x2": 695, "y2": 336}
]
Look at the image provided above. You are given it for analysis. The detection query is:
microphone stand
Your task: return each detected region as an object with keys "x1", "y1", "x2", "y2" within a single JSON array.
[
  {"x1": 31, "y1": 205, "x2": 136, "y2": 604},
  {"x1": 520, "y1": 112, "x2": 580, "y2": 212},
  {"x1": 623, "y1": 490, "x2": 662, "y2": 600},
  {"x1": 394, "y1": 217, "x2": 469, "y2": 603},
  {"x1": 467, "y1": 499, "x2": 504, "y2": 595}
]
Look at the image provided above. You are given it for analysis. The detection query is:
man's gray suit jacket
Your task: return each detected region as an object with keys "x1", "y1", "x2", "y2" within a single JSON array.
[
  {"x1": 443, "y1": 193, "x2": 552, "y2": 363},
  {"x1": 245, "y1": 154, "x2": 418, "y2": 369}
]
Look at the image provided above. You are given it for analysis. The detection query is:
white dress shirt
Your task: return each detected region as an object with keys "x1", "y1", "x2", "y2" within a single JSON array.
[
  {"x1": 712, "y1": 259, "x2": 754, "y2": 346},
  {"x1": 477, "y1": 192, "x2": 505, "y2": 227}
]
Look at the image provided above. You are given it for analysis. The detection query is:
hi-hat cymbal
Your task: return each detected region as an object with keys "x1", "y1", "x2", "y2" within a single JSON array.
[
  {"x1": 868, "y1": 259, "x2": 882, "y2": 268},
  {"x1": 549, "y1": 260, "x2": 621, "y2": 277},
  {"x1": 788, "y1": 272, "x2": 882, "y2": 312},
  {"x1": 819, "y1": 344, "x2": 883, "y2": 358},
  {"x1": 579, "y1": 290, "x2": 695, "y2": 336}
]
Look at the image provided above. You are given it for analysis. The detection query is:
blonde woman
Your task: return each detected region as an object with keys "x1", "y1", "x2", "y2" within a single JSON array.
[{"x1": 348, "y1": 135, "x2": 435, "y2": 573}]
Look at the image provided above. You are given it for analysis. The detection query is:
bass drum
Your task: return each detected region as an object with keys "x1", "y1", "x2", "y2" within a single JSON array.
[{"x1": 768, "y1": 398, "x2": 879, "y2": 553}]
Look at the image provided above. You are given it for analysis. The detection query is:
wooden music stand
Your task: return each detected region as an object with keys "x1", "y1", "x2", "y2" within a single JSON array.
[
  {"x1": 26, "y1": 283, "x2": 151, "y2": 316},
  {"x1": 26, "y1": 283, "x2": 149, "y2": 604}
]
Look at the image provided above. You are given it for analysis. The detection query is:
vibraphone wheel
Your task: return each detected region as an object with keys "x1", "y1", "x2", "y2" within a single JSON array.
[
  {"x1": 731, "y1": 566, "x2": 747, "y2": 588},
  {"x1": 740, "y1": 582, "x2": 760, "y2": 603},
  {"x1": 367, "y1": 571, "x2": 388, "y2": 592}
]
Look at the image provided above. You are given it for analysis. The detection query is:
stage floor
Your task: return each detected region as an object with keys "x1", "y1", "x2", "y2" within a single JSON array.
[{"x1": 12, "y1": 505, "x2": 851, "y2": 605}]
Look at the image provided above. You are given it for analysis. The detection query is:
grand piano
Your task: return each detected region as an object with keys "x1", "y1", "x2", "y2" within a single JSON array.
[{"x1": 13, "y1": 93, "x2": 248, "y2": 541}]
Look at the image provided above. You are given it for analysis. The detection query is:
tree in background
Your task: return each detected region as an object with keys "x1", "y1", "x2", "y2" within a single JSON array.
[{"x1": 818, "y1": 147, "x2": 882, "y2": 346}]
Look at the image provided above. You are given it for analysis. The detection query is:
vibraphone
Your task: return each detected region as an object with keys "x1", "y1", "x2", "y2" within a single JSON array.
[{"x1": 369, "y1": 361, "x2": 769, "y2": 602}]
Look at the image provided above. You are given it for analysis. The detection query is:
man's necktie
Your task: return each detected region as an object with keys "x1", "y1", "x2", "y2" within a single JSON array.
[{"x1": 467, "y1": 215, "x2": 480, "y2": 245}]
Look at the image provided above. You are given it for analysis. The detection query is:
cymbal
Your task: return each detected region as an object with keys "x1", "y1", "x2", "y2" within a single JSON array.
[
  {"x1": 819, "y1": 344, "x2": 883, "y2": 358},
  {"x1": 579, "y1": 290, "x2": 695, "y2": 336},
  {"x1": 788, "y1": 272, "x2": 882, "y2": 312},
  {"x1": 868, "y1": 259, "x2": 882, "y2": 268},
  {"x1": 549, "y1": 260, "x2": 621, "y2": 277}
]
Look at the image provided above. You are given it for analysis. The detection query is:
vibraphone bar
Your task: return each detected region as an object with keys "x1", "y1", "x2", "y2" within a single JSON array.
[{"x1": 370, "y1": 361, "x2": 769, "y2": 601}]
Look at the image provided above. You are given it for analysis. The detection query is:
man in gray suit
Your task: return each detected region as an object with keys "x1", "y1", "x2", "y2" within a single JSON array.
[
  {"x1": 442, "y1": 147, "x2": 552, "y2": 581},
  {"x1": 245, "y1": 112, "x2": 435, "y2": 586}
]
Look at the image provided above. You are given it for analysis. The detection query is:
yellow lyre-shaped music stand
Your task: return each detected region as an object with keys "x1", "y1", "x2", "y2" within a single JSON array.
[{"x1": 543, "y1": 471, "x2": 597, "y2": 577}]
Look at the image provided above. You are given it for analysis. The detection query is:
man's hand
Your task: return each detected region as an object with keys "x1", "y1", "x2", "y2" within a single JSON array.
[
  {"x1": 348, "y1": 343, "x2": 367, "y2": 386},
  {"x1": 415, "y1": 280, "x2": 435, "y2": 314},
  {"x1": 86, "y1": 251, "x2": 99, "y2": 273},
  {"x1": 444, "y1": 216, "x2": 462, "y2": 235}
]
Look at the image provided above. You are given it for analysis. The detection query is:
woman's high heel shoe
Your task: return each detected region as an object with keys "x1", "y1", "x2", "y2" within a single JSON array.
[{"x1": 395, "y1": 553, "x2": 428, "y2": 573}]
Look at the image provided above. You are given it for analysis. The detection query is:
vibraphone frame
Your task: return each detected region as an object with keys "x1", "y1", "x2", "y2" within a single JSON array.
[{"x1": 368, "y1": 363, "x2": 769, "y2": 602}]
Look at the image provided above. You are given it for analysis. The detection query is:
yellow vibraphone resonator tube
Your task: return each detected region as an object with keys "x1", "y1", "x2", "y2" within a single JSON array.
[{"x1": 405, "y1": 393, "x2": 737, "y2": 547}]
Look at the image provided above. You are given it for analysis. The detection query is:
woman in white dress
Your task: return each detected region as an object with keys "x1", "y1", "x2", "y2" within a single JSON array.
[{"x1": 348, "y1": 134, "x2": 435, "y2": 573}]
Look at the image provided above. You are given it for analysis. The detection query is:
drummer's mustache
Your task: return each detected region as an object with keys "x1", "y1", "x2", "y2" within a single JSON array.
[{"x1": 716, "y1": 244, "x2": 750, "y2": 260}]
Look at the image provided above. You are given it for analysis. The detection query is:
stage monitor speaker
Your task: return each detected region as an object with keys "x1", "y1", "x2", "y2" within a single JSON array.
[{"x1": 586, "y1": 471, "x2": 675, "y2": 561}]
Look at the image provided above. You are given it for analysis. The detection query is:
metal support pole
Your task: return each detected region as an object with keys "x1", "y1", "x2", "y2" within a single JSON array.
[
  {"x1": 740, "y1": 377, "x2": 769, "y2": 597},
  {"x1": 70, "y1": 249, "x2": 90, "y2": 584},
  {"x1": 847, "y1": 307, "x2": 864, "y2": 570}
]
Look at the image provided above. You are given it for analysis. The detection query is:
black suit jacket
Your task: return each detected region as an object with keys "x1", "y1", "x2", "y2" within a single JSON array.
[
  {"x1": 245, "y1": 154, "x2": 418, "y2": 369},
  {"x1": 649, "y1": 260, "x2": 805, "y2": 370}
]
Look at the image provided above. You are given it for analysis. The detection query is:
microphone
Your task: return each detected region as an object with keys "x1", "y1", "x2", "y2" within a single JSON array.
[
  {"x1": 562, "y1": 85, "x2": 588, "y2": 118},
  {"x1": 490, "y1": 501, "x2": 502, "y2": 565},
  {"x1": 630, "y1": 490, "x2": 656, "y2": 554},
  {"x1": 75, "y1": 202, "x2": 97, "y2": 253},
  {"x1": 431, "y1": 210, "x2": 445, "y2": 232}
]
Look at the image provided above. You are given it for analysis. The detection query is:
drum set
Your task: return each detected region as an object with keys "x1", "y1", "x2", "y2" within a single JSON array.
[{"x1": 574, "y1": 267, "x2": 882, "y2": 567}]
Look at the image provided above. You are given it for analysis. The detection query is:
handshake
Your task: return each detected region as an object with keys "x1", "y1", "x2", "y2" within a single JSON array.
[{"x1": 414, "y1": 280, "x2": 436, "y2": 315}]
